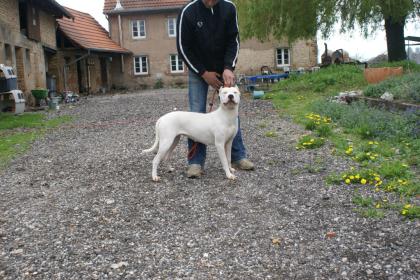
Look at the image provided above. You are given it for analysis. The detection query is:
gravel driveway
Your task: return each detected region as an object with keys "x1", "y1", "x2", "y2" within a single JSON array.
[{"x1": 1, "y1": 89, "x2": 418, "y2": 279}]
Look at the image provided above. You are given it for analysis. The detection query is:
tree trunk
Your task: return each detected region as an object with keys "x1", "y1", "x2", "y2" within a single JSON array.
[{"x1": 384, "y1": 16, "x2": 407, "y2": 62}]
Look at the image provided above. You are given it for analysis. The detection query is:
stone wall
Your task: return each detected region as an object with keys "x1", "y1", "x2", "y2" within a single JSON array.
[{"x1": 0, "y1": 0, "x2": 59, "y2": 105}]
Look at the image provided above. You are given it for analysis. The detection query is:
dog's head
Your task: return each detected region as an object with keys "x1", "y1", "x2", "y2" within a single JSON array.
[{"x1": 219, "y1": 86, "x2": 241, "y2": 110}]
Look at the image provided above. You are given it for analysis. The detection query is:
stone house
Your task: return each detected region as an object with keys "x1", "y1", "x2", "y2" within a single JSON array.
[
  {"x1": 104, "y1": 0, "x2": 318, "y2": 89},
  {"x1": 55, "y1": 7, "x2": 130, "y2": 94},
  {"x1": 0, "y1": 0, "x2": 72, "y2": 103}
]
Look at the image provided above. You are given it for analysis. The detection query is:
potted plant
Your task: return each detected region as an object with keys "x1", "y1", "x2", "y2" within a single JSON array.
[{"x1": 31, "y1": 88, "x2": 48, "y2": 106}]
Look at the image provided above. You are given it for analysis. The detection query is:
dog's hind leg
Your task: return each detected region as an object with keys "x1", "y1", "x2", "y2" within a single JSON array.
[
  {"x1": 152, "y1": 137, "x2": 175, "y2": 181},
  {"x1": 164, "y1": 135, "x2": 180, "y2": 172}
]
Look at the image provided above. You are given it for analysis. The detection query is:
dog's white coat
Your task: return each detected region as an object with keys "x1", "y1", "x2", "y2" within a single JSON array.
[{"x1": 142, "y1": 87, "x2": 241, "y2": 181}]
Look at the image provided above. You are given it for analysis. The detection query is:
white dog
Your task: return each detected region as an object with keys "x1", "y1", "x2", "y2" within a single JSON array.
[{"x1": 142, "y1": 87, "x2": 241, "y2": 181}]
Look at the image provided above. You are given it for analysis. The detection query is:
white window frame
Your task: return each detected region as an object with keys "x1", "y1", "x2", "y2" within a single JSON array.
[
  {"x1": 276, "y1": 48, "x2": 290, "y2": 67},
  {"x1": 134, "y1": 56, "x2": 148, "y2": 75},
  {"x1": 169, "y1": 54, "x2": 184, "y2": 73},
  {"x1": 132, "y1": 20, "x2": 146, "y2": 39},
  {"x1": 167, "y1": 17, "x2": 176, "y2": 37}
]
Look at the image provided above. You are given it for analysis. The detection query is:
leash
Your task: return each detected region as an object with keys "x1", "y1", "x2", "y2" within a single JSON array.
[{"x1": 187, "y1": 89, "x2": 218, "y2": 160}]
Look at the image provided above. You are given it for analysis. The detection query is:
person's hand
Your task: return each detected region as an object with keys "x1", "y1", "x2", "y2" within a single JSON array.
[
  {"x1": 201, "y1": 71, "x2": 223, "y2": 89},
  {"x1": 223, "y1": 69, "x2": 235, "y2": 87}
]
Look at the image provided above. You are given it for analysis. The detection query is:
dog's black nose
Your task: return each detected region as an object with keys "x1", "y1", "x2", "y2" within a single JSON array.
[{"x1": 228, "y1": 94, "x2": 234, "y2": 100}]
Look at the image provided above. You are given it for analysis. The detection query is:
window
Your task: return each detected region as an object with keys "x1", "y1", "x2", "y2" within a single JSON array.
[
  {"x1": 18, "y1": 0, "x2": 28, "y2": 36},
  {"x1": 276, "y1": 48, "x2": 290, "y2": 66},
  {"x1": 170, "y1": 54, "x2": 183, "y2": 73},
  {"x1": 4, "y1": 44, "x2": 12, "y2": 64},
  {"x1": 132, "y1": 20, "x2": 146, "y2": 39},
  {"x1": 25, "y1": 49, "x2": 31, "y2": 72},
  {"x1": 168, "y1": 18, "x2": 176, "y2": 37},
  {"x1": 134, "y1": 56, "x2": 148, "y2": 75}
]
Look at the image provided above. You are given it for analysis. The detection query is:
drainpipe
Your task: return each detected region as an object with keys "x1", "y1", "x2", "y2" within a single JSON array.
[{"x1": 118, "y1": 14, "x2": 124, "y2": 72}]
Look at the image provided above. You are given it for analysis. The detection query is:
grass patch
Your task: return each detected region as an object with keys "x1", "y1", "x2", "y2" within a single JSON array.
[
  {"x1": 352, "y1": 195, "x2": 373, "y2": 207},
  {"x1": 364, "y1": 73, "x2": 420, "y2": 104},
  {"x1": 0, "y1": 113, "x2": 46, "y2": 130},
  {"x1": 356, "y1": 208, "x2": 385, "y2": 219},
  {"x1": 0, "y1": 113, "x2": 72, "y2": 169},
  {"x1": 264, "y1": 130, "x2": 278, "y2": 137},
  {"x1": 268, "y1": 62, "x2": 419, "y2": 219},
  {"x1": 369, "y1": 60, "x2": 420, "y2": 73}
]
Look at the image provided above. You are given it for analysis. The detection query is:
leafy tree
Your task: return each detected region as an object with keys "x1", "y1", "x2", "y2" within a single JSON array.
[{"x1": 235, "y1": 0, "x2": 420, "y2": 61}]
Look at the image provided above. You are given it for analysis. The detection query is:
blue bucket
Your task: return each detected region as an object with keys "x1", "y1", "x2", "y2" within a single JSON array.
[{"x1": 253, "y1": 90, "x2": 264, "y2": 99}]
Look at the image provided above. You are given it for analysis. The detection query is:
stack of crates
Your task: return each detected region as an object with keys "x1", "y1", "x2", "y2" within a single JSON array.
[{"x1": 0, "y1": 64, "x2": 25, "y2": 114}]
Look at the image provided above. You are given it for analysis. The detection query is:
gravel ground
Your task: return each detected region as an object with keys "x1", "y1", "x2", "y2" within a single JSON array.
[{"x1": 0, "y1": 89, "x2": 419, "y2": 279}]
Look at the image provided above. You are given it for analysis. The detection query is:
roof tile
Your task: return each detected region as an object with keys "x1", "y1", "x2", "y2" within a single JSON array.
[
  {"x1": 57, "y1": 7, "x2": 130, "y2": 53},
  {"x1": 103, "y1": 0, "x2": 189, "y2": 14}
]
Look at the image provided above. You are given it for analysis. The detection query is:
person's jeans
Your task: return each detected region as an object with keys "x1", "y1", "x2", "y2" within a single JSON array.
[{"x1": 187, "y1": 70, "x2": 247, "y2": 166}]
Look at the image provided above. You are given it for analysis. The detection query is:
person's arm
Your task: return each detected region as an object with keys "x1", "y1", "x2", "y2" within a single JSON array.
[
  {"x1": 177, "y1": 6, "x2": 206, "y2": 76},
  {"x1": 223, "y1": 2, "x2": 240, "y2": 74}
]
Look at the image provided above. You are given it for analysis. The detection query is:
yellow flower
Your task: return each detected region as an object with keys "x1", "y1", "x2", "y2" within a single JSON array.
[
  {"x1": 374, "y1": 177, "x2": 380, "y2": 181},
  {"x1": 401, "y1": 209, "x2": 408, "y2": 215},
  {"x1": 375, "y1": 203, "x2": 381, "y2": 209},
  {"x1": 349, "y1": 175, "x2": 355, "y2": 180},
  {"x1": 361, "y1": 178, "x2": 367, "y2": 185},
  {"x1": 355, "y1": 174, "x2": 360, "y2": 179},
  {"x1": 368, "y1": 141, "x2": 374, "y2": 145},
  {"x1": 404, "y1": 204, "x2": 412, "y2": 209},
  {"x1": 345, "y1": 179, "x2": 351, "y2": 184}
]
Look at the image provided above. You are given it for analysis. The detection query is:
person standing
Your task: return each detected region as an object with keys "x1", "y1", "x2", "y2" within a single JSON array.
[{"x1": 177, "y1": 0, "x2": 254, "y2": 178}]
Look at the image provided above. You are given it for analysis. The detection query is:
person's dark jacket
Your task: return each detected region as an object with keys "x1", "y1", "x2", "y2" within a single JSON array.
[{"x1": 176, "y1": 0, "x2": 240, "y2": 76}]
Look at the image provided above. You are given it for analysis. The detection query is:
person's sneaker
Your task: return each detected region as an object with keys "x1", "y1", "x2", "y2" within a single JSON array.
[
  {"x1": 187, "y1": 164, "x2": 203, "y2": 178},
  {"x1": 232, "y1": 159, "x2": 255, "y2": 170}
]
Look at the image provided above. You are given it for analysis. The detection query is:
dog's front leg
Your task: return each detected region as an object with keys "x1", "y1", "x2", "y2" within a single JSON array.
[
  {"x1": 225, "y1": 139, "x2": 235, "y2": 173},
  {"x1": 216, "y1": 139, "x2": 236, "y2": 180}
]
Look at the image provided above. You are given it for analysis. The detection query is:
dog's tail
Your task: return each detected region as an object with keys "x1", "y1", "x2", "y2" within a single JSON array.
[{"x1": 142, "y1": 119, "x2": 160, "y2": 154}]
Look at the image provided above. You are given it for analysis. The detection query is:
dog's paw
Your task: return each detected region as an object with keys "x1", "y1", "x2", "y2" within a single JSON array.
[
  {"x1": 227, "y1": 173, "x2": 237, "y2": 180},
  {"x1": 152, "y1": 176, "x2": 161, "y2": 182},
  {"x1": 229, "y1": 167, "x2": 236, "y2": 173}
]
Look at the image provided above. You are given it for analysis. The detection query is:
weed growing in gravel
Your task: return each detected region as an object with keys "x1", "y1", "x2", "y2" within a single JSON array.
[
  {"x1": 400, "y1": 204, "x2": 420, "y2": 219},
  {"x1": 296, "y1": 135, "x2": 325, "y2": 150},
  {"x1": 356, "y1": 208, "x2": 385, "y2": 219},
  {"x1": 352, "y1": 195, "x2": 374, "y2": 207},
  {"x1": 264, "y1": 130, "x2": 278, "y2": 137}
]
